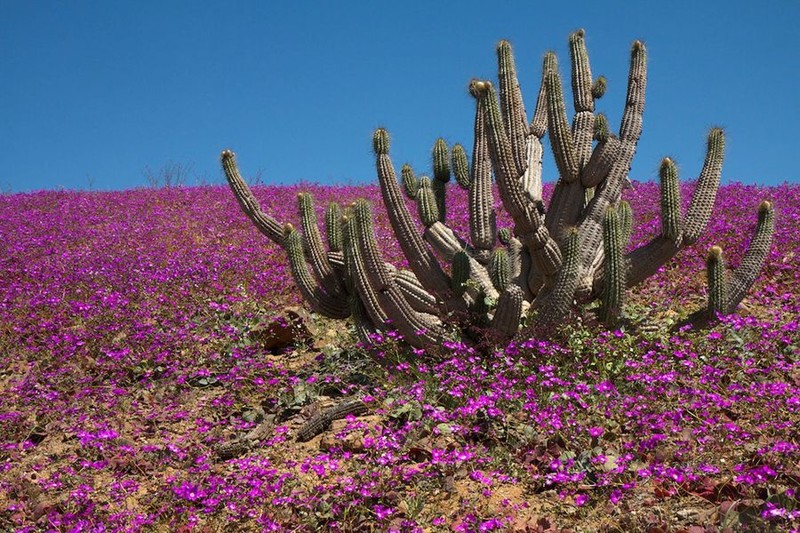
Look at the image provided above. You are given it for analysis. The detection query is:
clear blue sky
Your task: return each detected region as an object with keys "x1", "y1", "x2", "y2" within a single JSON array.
[{"x1": 2, "y1": 1, "x2": 797, "y2": 193}]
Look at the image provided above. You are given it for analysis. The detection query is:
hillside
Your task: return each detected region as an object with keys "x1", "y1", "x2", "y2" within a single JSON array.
[{"x1": 1, "y1": 182, "x2": 798, "y2": 531}]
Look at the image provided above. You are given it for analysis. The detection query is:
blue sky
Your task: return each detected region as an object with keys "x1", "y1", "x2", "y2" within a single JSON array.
[{"x1": 1, "y1": 1, "x2": 797, "y2": 193}]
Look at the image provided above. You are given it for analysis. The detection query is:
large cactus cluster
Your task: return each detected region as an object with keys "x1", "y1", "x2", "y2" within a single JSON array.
[{"x1": 220, "y1": 31, "x2": 775, "y2": 349}]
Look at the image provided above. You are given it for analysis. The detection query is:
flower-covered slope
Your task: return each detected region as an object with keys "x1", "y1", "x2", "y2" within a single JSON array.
[{"x1": 0, "y1": 182, "x2": 797, "y2": 532}]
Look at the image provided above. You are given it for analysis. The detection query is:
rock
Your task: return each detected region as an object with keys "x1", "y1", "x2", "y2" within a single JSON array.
[{"x1": 250, "y1": 306, "x2": 317, "y2": 351}]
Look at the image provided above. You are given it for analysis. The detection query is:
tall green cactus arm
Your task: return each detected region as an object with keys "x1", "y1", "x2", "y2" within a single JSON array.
[
  {"x1": 491, "y1": 285, "x2": 524, "y2": 339},
  {"x1": 401, "y1": 164, "x2": 419, "y2": 200},
  {"x1": 477, "y1": 81, "x2": 527, "y2": 218},
  {"x1": 297, "y1": 192, "x2": 344, "y2": 298},
  {"x1": 497, "y1": 40, "x2": 529, "y2": 176},
  {"x1": 706, "y1": 246, "x2": 728, "y2": 318},
  {"x1": 478, "y1": 80, "x2": 562, "y2": 279},
  {"x1": 568, "y1": 29, "x2": 596, "y2": 166},
  {"x1": 727, "y1": 200, "x2": 775, "y2": 309},
  {"x1": 489, "y1": 247, "x2": 511, "y2": 291},
  {"x1": 545, "y1": 33, "x2": 598, "y2": 244},
  {"x1": 619, "y1": 200, "x2": 633, "y2": 244},
  {"x1": 659, "y1": 158, "x2": 682, "y2": 242},
  {"x1": 284, "y1": 224, "x2": 350, "y2": 319},
  {"x1": 505, "y1": 237, "x2": 533, "y2": 302},
  {"x1": 432, "y1": 138, "x2": 450, "y2": 222},
  {"x1": 569, "y1": 29, "x2": 593, "y2": 114},
  {"x1": 582, "y1": 113, "x2": 620, "y2": 188},
  {"x1": 451, "y1": 250, "x2": 471, "y2": 296},
  {"x1": 600, "y1": 206, "x2": 628, "y2": 325},
  {"x1": 619, "y1": 40, "x2": 647, "y2": 147},
  {"x1": 221, "y1": 150, "x2": 285, "y2": 247},
  {"x1": 372, "y1": 128, "x2": 452, "y2": 300},
  {"x1": 468, "y1": 89, "x2": 497, "y2": 256},
  {"x1": 342, "y1": 214, "x2": 389, "y2": 329},
  {"x1": 417, "y1": 176, "x2": 440, "y2": 228},
  {"x1": 581, "y1": 134, "x2": 621, "y2": 188},
  {"x1": 348, "y1": 292, "x2": 380, "y2": 346},
  {"x1": 576, "y1": 40, "x2": 648, "y2": 287},
  {"x1": 352, "y1": 199, "x2": 450, "y2": 348},
  {"x1": 624, "y1": 130, "x2": 724, "y2": 288},
  {"x1": 451, "y1": 144, "x2": 471, "y2": 190},
  {"x1": 543, "y1": 52, "x2": 579, "y2": 183},
  {"x1": 530, "y1": 59, "x2": 548, "y2": 139},
  {"x1": 325, "y1": 202, "x2": 342, "y2": 253},
  {"x1": 682, "y1": 128, "x2": 725, "y2": 245},
  {"x1": 534, "y1": 227, "x2": 581, "y2": 325}
]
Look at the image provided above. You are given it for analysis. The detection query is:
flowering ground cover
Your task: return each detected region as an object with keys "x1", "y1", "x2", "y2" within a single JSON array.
[{"x1": 0, "y1": 181, "x2": 798, "y2": 532}]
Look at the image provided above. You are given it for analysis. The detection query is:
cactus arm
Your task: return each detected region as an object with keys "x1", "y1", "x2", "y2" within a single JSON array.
[
  {"x1": 543, "y1": 52, "x2": 579, "y2": 184},
  {"x1": 451, "y1": 250, "x2": 471, "y2": 296},
  {"x1": 468, "y1": 92, "x2": 497, "y2": 256},
  {"x1": 530, "y1": 63, "x2": 548, "y2": 139},
  {"x1": 569, "y1": 30, "x2": 594, "y2": 116},
  {"x1": 221, "y1": 150, "x2": 285, "y2": 247},
  {"x1": 568, "y1": 30, "x2": 596, "y2": 167},
  {"x1": 491, "y1": 285, "x2": 524, "y2": 339},
  {"x1": 576, "y1": 42, "x2": 648, "y2": 285},
  {"x1": 522, "y1": 61, "x2": 547, "y2": 203},
  {"x1": 581, "y1": 134, "x2": 622, "y2": 188},
  {"x1": 599, "y1": 206, "x2": 628, "y2": 325},
  {"x1": 477, "y1": 81, "x2": 529, "y2": 219},
  {"x1": 432, "y1": 138, "x2": 450, "y2": 222},
  {"x1": 417, "y1": 176, "x2": 440, "y2": 227},
  {"x1": 622, "y1": 131, "x2": 724, "y2": 289},
  {"x1": 727, "y1": 200, "x2": 775, "y2": 309},
  {"x1": 622, "y1": 237, "x2": 680, "y2": 289},
  {"x1": 451, "y1": 144, "x2": 471, "y2": 190},
  {"x1": 682, "y1": 128, "x2": 725, "y2": 245},
  {"x1": 505, "y1": 236, "x2": 528, "y2": 291},
  {"x1": 423, "y1": 222, "x2": 499, "y2": 302},
  {"x1": 297, "y1": 192, "x2": 344, "y2": 298},
  {"x1": 581, "y1": 113, "x2": 613, "y2": 189},
  {"x1": 348, "y1": 292, "x2": 380, "y2": 346},
  {"x1": 478, "y1": 81, "x2": 563, "y2": 279},
  {"x1": 284, "y1": 224, "x2": 350, "y2": 319},
  {"x1": 706, "y1": 246, "x2": 728, "y2": 318},
  {"x1": 497, "y1": 40, "x2": 529, "y2": 176},
  {"x1": 534, "y1": 227, "x2": 581, "y2": 325},
  {"x1": 325, "y1": 202, "x2": 342, "y2": 252},
  {"x1": 342, "y1": 214, "x2": 389, "y2": 328},
  {"x1": 619, "y1": 200, "x2": 633, "y2": 244},
  {"x1": 489, "y1": 247, "x2": 511, "y2": 292},
  {"x1": 659, "y1": 158, "x2": 683, "y2": 242},
  {"x1": 372, "y1": 128, "x2": 452, "y2": 300},
  {"x1": 545, "y1": 34, "x2": 595, "y2": 241},
  {"x1": 388, "y1": 266, "x2": 441, "y2": 316},
  {"x1": 522, "y1": 135, "x2": 545, "y2": 205},
  {"x1": 352, "y1": 200, "x2": 450, "y2": 347},
  {"x1": 401, "y1": 164, "x2": 419, "y2": 200},
  {"x1": 618, "y1": 40, "x2": 647, "y2": 148}
]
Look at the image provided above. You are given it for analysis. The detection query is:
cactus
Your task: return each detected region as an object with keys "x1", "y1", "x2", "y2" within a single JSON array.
[
  {"x1": 600, "y1": 206, "x2": 628, "y2": 325},
  {"x1": 221, "y1": 31, "x2": 775, "y2": 351},
  {"x1": 705, "y1": 201, "x2": 775, "y2": 317},
  {"x1": 401, "y1": 164, "x2": 419, "y2": 200}
]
